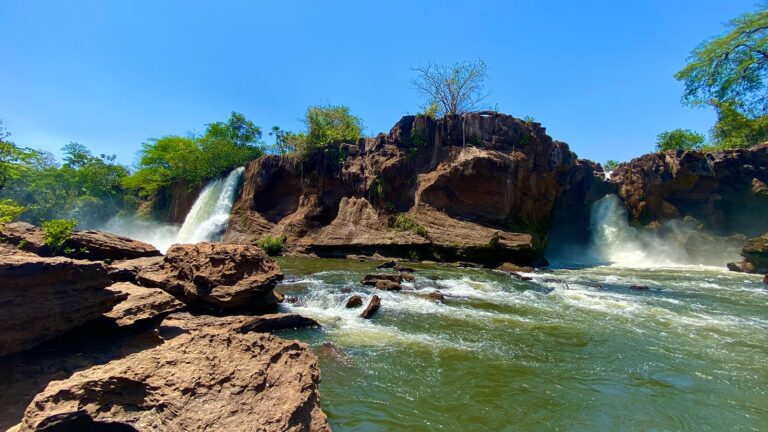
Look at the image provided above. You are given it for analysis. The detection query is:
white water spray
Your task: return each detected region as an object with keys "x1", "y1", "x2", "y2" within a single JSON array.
[
  {"x1": 588, "y1": 194, "x2": 741, "y2": 267},
  {"x1": 175, "y1": 167, "x2": 244, "y2": 244},
  {"x1": 99, "y1": 167, "x2": 244, "y2": 252}
]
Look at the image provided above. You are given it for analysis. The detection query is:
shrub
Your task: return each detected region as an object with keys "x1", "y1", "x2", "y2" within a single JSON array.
[
  {"x1": 257, "y1": 234, "x2": 286, "y2": 256},
  {"x1": 41, "y1": 218, "x2": 77, "y2": 253},
  {"x1": 392, "y1": 213, "x2": 429, "y2": 239},
  {"x1": 655, "y1": 129, "x2": 705, "y2": 152},
  {"x1": 604, "y1": 160, "x2": 619, "y2": 171},
  {"x1": 0, "y1": 199, "x2": 24, "y2": 225}
]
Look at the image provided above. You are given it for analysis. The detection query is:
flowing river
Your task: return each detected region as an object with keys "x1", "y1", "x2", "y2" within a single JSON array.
[{"x1": 275, "y1": 258, "x2": 767, "y2": 431}]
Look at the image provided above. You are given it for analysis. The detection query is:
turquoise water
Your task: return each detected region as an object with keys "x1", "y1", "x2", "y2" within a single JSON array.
[{"x1": 275, "y1": 257, "x2": 768, "y2": 431}]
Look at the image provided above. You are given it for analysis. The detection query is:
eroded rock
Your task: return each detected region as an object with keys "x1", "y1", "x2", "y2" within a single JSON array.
[
  {"x1": 0, "y1": 247, "x2": 122, "y2": 356},
  {"x1": 18, "y1": 325, "x2": 330, "y2": 432},
  {"x1": 360, "y1": 295, "x2": 381, "y2": 319},
  {"x1": 137, "y1": 243, "x2": 283, "y2": 312},
  {"x1": 104, "y1": 282, "x2": 184, "y2": 327}
]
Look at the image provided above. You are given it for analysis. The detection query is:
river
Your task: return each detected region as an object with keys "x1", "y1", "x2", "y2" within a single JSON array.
[{"x1": 275, "y1": 257, "x2": 767, "y2": 431}]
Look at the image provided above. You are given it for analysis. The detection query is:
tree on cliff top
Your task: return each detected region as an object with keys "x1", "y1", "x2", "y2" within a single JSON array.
[
  {"x1": 675, "y1": 7, "x2": 768, "y2": 117},
  {"x1": 411, "y1": 59, "x2": 490, "y2": 117},
  {"x1": 271, "y1": 105, "x2": 362, "y2": 158},
  {"x1": 655, "y1": 129, "x2": 706, "y2": 152}
]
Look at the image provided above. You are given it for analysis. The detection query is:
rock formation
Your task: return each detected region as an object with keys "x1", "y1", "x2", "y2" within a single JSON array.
[
  {"x1": 137, "y1": 242, "x2": 284, "y2": 312},
  {"x1": 1, "y1": 221, "x2": 161, "y2": 261},
  {"x1": 105, "y1": 282, "x2": 185, "y2": 327},
  {"x1": 18, "y1": 319, "x2": 330, "y2": 432},
  {"x1": 0, "y1": 246, "x2": 123, "y2": 356},
  {"x1": 225, "y1": 113, "x2": 607, "y2": 266},
  {"x1": 611, "y1": 144, "x2": 768, "y2": 236},
  {"x1": 727, "y1": 232, "x2": 768, "y2": 273}
]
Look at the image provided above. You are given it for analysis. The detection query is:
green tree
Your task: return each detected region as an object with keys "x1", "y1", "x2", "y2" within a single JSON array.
[
  {"x1": 303, "y1": 105, "x2": 362, "y2": 151},
  {"x1": 604, "y1": 160, "x2": 619, "y2": 171},
  {"x1": 411, "y1": 59, "x2": 490, "y2": 116},
  {"x1": 711, "y1": 101, "x2": 768, "y2": 148},
  {"x1": 655, "y1": 129, "x2": 706, "y2": 152},
  {"x1": 0, "y1": 121, "x2": 39, "y2": 192},
  {"x1": 675, "y1": 7, "x2": 768, "y2": 117}
]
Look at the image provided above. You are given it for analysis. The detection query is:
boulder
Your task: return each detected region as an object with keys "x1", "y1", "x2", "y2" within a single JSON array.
[
  {"x1": 763, "y1": 274, "x2": 768, "y2": 285},
  {"x1": 497, "y1": 262, "x2": 535, "y2": 273},
  {"x1": 361, "y1": 273, "x2": 403, "y2": 286},
  {"x1": 377, "y1": 260, "x2": 397, "y2": 269},
  {"x1": 106, "y1": 256, "x2": 164, "y2": 283},
  {"x1": 375, "y1": 280, "x2": 402, "y2": 291},
  {"x1": 0, "y1": 221, "x2": 161, "y2": 261},
  {"x1": 137, "y1": 243, "x2": 284, "y2": 312},
  {"x1": 0, "y1": 247, "x2": 122, "y2": 356},
  {"x1": 104, "y1": 282, "x2": 184, "y2": 327},
  {"x1": 345, "y1": 295, "x2": 363, "y2": 308},
  {"x1": 18, "y1": 323, "x2": 330, "y2": 431},
  {"x1": 360, "y1": 295, "x2": 381, "y2": 319},
  {"x1": 158, "y1": 312, "x2": 320, "y2": 336},
  {"x1": 727, "y1": 232, "x2": 768, "y2": 274},
  {"x1": 394, "y1": 265, "x2": 415, "y2": 273}
]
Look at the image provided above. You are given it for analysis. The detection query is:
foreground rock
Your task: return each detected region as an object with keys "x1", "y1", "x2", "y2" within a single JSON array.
[
  {"x1": 106, "y1": 256, "x2": 164, "y2": 283},
  {"x1": 137, "y1": 243, "x2": 284, "y2": 312},
  {"x1": 159, "y1": 312, "x2": 320, "y2": 335},
  {"x1": 0, "y1": 247, "x2": 122, "y2": 356},
  {"x1": 727, "y1": 232, "x2": 768, "y2": 274},
  {"x1": 345, "y1": 295, "x2": 363, "y2": 308},
  {"x1": 104, "y1": 282, "x2": 184, "y2": 327},
  {"x1": 0, "y1": 221, "x2": 161, "y2": 261},
  {"x1": 360, "y1": 295, "x2": 381, "y2": 319},
  {"x1": 18, "y1": 323, "x2": 330, "y2": 431}
]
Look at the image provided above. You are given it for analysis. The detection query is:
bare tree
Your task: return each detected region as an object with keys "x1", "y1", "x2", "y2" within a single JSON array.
[{"x1": 411, "y1": 60, "x2": 490, "y2": 117}]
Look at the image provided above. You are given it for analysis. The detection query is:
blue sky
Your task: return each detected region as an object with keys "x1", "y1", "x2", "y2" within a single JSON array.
[{"x1": 1, "y1": 0, "x2": 760, "y2": 166}]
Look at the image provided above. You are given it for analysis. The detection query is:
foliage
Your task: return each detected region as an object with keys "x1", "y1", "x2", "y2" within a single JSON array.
[
  {"x1": 0, "y1": 199, "x2": 24, "y2": 225},
  {"x1": 523, "y1": 115, "x2": 537, "y2": 124},
  {"x1": 675, "y1": 7, "x2": 768, "y2": 117},
  {"x1": 392, "y1": 213, "x2": 429, "y2": 238},
  {"x1": 268, "y1": 106, "x2": 362, "y2": 159},
  {"x1": 411, "y1": 59, "x2": 490, "y2": 116},
  {"x1": 2, "y1": 141, "x2": 129, "y2": 225},
  {"x1": 0, "y1": 122, "x2": 40, "y2": 192},
  {"x1": 123, "y1": 112, "x2": 265, "y2": 197},
  {"x1": 41, "y1": 218, "x2": 77, "y2": 253},
  {"x1": 256, "y1": 234, "x2": 286, "y2": 255},
  {"x1": 418, "y1": 101, "x2": 439, "y2": 119},
  {"x1": 269, "y1": 126, "x2": 305, "y2": 155},
  {"x1": 710, "y1": 101, "x2": 768, "y2": 149},
  {"x1": 655, "y1": 129, "x2": 706, "y2": 152},
  {"x1": 604, "y1": 160, "x2": 619, "y2": 171}
]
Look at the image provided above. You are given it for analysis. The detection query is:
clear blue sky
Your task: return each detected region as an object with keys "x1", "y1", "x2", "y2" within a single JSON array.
[{"x1": 1, "y1": 0, "x2": 760, "y2": 166}]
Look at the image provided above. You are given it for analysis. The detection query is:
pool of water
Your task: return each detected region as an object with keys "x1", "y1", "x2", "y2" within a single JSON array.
[{"x1": 274, "y1": 257, "x2": 768, "y2": 431}]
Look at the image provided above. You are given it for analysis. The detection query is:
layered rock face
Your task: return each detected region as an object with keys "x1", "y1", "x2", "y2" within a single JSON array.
[
  {"x1": 225, "y1": 113, "x2": 606, "y2": 265},
  {"x1": 136, "y1": 242, "x2": 284, "y2": 312},
  {"x1": 0, "y1": 246, "x2": 122, "y2": 356},
  {"x1": 1, "y1": 221, "x2": 161, "y2": 261},
  {"x1": 18, "y1": 318, "x2": 330, "y2": 432},
  {"x1": 611, "y1": 144, "x2": 768, "y2": 236}
]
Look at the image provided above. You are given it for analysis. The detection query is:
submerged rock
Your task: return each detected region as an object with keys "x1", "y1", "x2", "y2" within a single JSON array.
[
  {"x1": 17, "y1": 323, "x2": 330, "y2": 432},
  {"x1": 345, "y1": 295, "x2": 363, "y2": 308},
  {"x1": 360, "y1": 295, "x2": 381, "y2": 319},
  {"x1": 377, "y1": 260, "x2": 397, "y2": 269},
  {"x1": 104, "y1": 282, "x2": 184, "y2": 327},
  {"x1": 0, "y1": 221, "x2": 161, "y2": 261},
  {"x1": 361, "y1": 273, "x2": 403, "y2": 286},
  {"x1": 0, "y1": 247, "x2": 123, "y2": 356},
  {"x1": 629, "y1": 284, "x2": 650, "y2": 291},
  {"x1": 137, "y1": 243, "x2": 284, "y2": 312}
]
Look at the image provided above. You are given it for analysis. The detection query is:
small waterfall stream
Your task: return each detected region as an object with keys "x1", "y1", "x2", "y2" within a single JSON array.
[{"x1": 175, "y1": 167, "x2": 244, "y2": 244}]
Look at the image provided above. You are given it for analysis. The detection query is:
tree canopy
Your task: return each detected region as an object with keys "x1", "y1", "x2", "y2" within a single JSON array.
[
  {"x1": 270, "y1": 105, "x2": 363, "y2": 157},
  {"x1": 411, "y1": 60, "x2": 490, "y2": 117},
  {"x1": 655, "y1": 129, "x2": 706, "y2": 152},
  {"x1": 675, "y1": 8, "x2": 768, "y2": 117}
]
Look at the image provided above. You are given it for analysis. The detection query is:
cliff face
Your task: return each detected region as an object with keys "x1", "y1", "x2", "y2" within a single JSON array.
[
  {"x1": 151, "y1": 180, "x2": 201, "y2": 224},
  {"x1": 225, "y1": 113, "x2": 607, "y2": 266},
  {"x1": 611, "y1": 144, "x2": 768, "y2": 236}
]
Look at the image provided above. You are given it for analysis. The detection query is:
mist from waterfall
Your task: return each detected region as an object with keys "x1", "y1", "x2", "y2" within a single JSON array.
[
  {"x1": 587, "y1": 194, "x2": 742, "y2": 267},
  {"x1": 99, "y1": 167, "x2": 244, "y2": 252}
]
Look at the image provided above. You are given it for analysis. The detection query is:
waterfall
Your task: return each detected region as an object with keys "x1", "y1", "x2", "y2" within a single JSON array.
[{"x1": 176, "y1": 167, "x2": 244, "y2": 244}]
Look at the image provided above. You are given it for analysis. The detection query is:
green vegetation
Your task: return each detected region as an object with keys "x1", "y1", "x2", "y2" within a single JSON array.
[
  {"x1": 418, "y1": 102, "x2": 439, "y2": 119},
  {"x1": 269, "y1": 105, "x2": 363, "y2": 159},
  {"x1": 604, "y1": 160, "x2": 619, "y2": 171},
  {"x1": 257, "y1": 234, "x2": 287, "y2": 255},
  {"x1": 670, "y1": 6, "x2": 768, "y2": 150},
  {"x1": 41, "y1": 218, "x2": 77, "y2": 253},
  {"x1": 123, "y1": 112, "x2": 265, "y2": 198},
  {"x1": 411, "y1": 59, "x2": 490, "y2": 116},
  {"x1": 655, "y1": 129, "x2": 706, "y2": 152},
  {"x1": 392, "y1": 213, "x2": 429, "y2": 239},
  {"x1": 0, "y1": 199, "x2": 24, "y2": 225}
]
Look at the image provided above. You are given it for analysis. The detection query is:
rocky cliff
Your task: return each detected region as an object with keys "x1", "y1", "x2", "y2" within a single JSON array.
[
  {"x1": 611, "y1": 144, "x2": 768, "y2": 236},
  {"x1": 225, "y1": 112, "x2": 607, "y2": 266}
]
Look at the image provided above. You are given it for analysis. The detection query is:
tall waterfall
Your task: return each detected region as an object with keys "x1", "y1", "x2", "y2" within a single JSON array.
[{"x1": 176, "y1": 167, "x2": 244, "y2": 244}]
